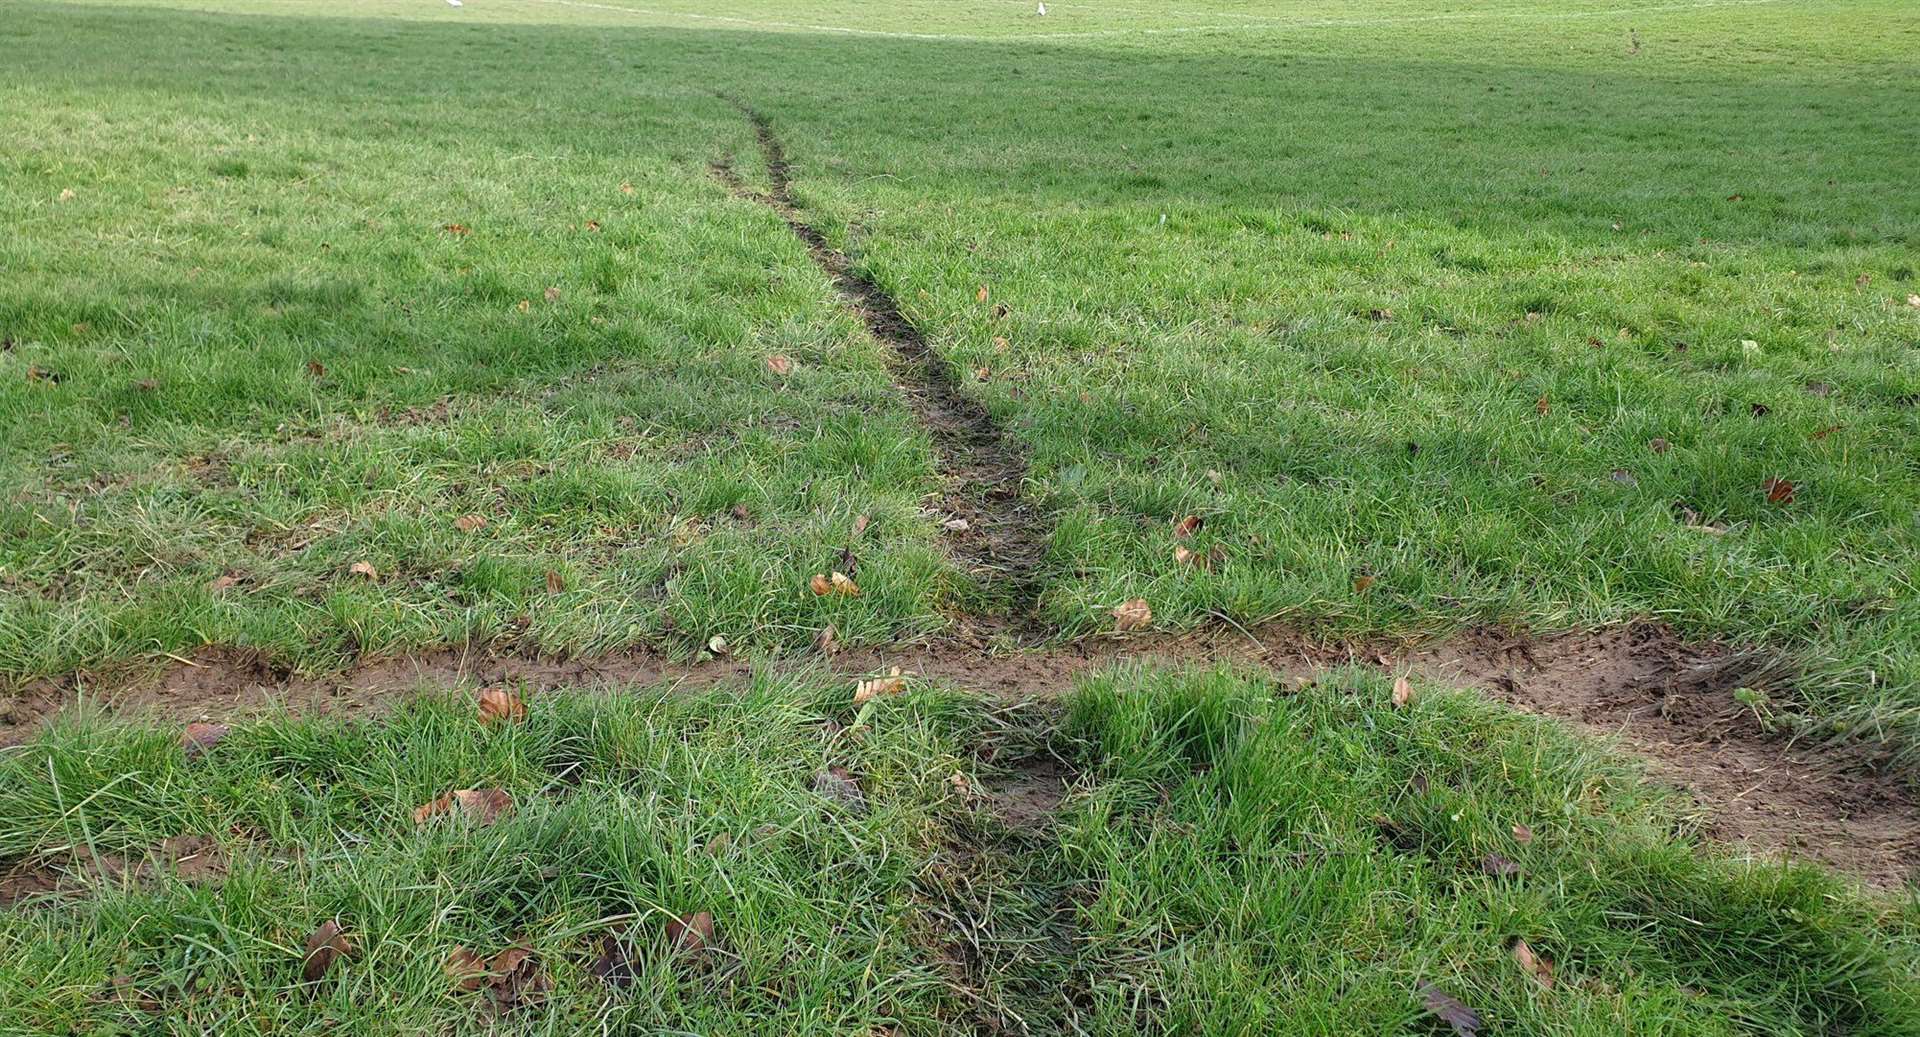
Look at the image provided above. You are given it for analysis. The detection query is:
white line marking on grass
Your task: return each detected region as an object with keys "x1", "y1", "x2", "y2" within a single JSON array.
[{"x1": 512, "y1": 0, "x2": 1805, "y2": 43}]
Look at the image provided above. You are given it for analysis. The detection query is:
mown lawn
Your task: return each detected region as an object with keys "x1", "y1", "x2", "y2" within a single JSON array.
[
  {"x1": 4, "y1": 0, "x2": 1918, "y2": 755},
  {"x1": 3, "y1": 1, "x2": 1919, "y2": 1030}
]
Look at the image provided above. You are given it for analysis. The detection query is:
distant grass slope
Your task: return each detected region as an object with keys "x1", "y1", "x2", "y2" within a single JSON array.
[{"x1": 1, "y1": 669, "x2": 1914, "y2": 1034}]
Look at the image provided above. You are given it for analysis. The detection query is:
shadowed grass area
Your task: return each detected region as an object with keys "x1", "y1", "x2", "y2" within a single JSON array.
[{"x1": 2, "y1": 668, "x2": 1914, "y2": 1034}]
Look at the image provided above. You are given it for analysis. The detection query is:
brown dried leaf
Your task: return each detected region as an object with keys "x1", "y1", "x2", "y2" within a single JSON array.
[
  {"x1": 454, "y1": 513, "x2": 488, "y2": 533},
  {"x1": 444, "y1": 946, "x2": 489, "y2": 992},
  {"x1": 619, "y1": 181, "x2": 635, "y2": 195},
  {"x1": 976, "y1": 285, "x2": 990, "y2": 303},
  {"x1": 854, "y1": 666, "x2": 907, "y2": 705},
  {"x1": 348, "y1": 561, "x2": 379, "y2": 581},
  {"x1": 765, "y1": 354, "x2": 794, "y2": 376},
  {"x1": 1512, "y1": 823, "x2": 1534, "y2": 844},
  {"x1": 1482, "y1": 851, "x2": 1524, "y2": 878},
  {"x1": 480, "y1": 944, "x2": 547, "y2": 1017},
  {"x1": 302, "y1": 920, "x2": 352, "y2": 983},
  {"x1": 829, "y1": 571, "x2": 860, "y2": 596},
  {"x1": 305, "y1": 359, "x2": 326, "y2": 378},
  {"x1": 1352, "y1": 574, "x2": 1376, "y2": 594},
  {"x1": 1762, "y1": 477, "x2": 1796, "y2": 505},
  {"x1": 1418, "y1": 984, "x2": 1483, "y2": 1037},
  {"x1": 851, "y1": 513, "x2": 870, "y2": 538},
  {"x1": 544, "y1": 569, "x2": 565, "y2": 594},
  {"x1": 584, "y1": 219, "x2": 601, "y2": 232},
  {"x1": 1172, "y1": 514, "x2": 1202, "y2": 538},
  {"x1": 181, "y1": 722, "x2": 230, "y2": 758},
  {"x1": 813, "y1": 624, "x2": 839, "y2": 654},
  {"x1": 207, "y1": 573, "x2": 240, "y2": 595},
  {"x1": 809, "y1": 573, "x2": 833, "y2": 596},
  {"x1": 1112, "y1": 598, "x2": 1152, "y2": 632},
  {"x1": 477, "y1": 688, "x2": 526, "y2": 726},
  {"x1": 1535, "y1": 394, "x2": 1550, "y2": 416},
  {"x1": 415, "y1": 788, "x2": 513, "y2": 826},
  {"x1": 1512, "y1": 938, "x2": 1556, "y2": 988},
  {"x1": 543, "y1": 285, "x2": 561, "y2": 303},
  {"x1": 665, "y1": 911, "x2": 717, "y2": 959},
  {"x1": 443, "y1": 222, "x2": 470, "y2": 236},
  {"x1": 1648, "y1": 437, "x2": 1671, "y2": 454},
  {"x1": 1391, "y1": 675, "x2": 1414, "y2": 708},
  {"x1": 1173, "y1": 545, "x2": 1197, "y2": 567},
  {"x1": 1811, "y1": 424, "x2": 1842, "y2": 441}
]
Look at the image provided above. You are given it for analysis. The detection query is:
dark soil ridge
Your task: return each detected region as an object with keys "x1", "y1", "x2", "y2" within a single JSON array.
[
  {"x1": 710, "y1": 100, "x2": 1049, "y2": 624},
  {"x1": 5, "y1": 622, "x2": 1915, "y2": 887}
]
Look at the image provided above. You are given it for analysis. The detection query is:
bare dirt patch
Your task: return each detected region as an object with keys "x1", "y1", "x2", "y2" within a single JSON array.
[
  {"x1": 5, "y1": 623, "x2": 1915, "y2": 888},
  {"x1": 712, "y1": 102, "x2": 1049, "y2": 622}
]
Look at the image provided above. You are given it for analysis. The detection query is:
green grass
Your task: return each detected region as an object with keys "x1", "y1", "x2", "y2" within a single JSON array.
[
  {"x1": 2, "y1": 669, "x2": 1915, "y2": 1034},
  {"x1": 4, "y1": 0, "x2": 1918, "y2": 755}
]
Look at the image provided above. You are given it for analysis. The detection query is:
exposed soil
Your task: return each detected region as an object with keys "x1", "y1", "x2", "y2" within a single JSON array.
[
  {"x1": 711, "y1": 102, "x2": 1049, "y2": 623},
  {"x1": 8, "y1": 621, "x2": 1914, "y2": 887},
  {"x1": 1, "y1": 834, "x2": 233, "y2": 908}
]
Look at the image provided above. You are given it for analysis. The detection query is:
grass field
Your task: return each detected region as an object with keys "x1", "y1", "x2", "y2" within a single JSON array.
[{"x1": 3, "y1": 0, "x2": 1920, "y2": 1031}]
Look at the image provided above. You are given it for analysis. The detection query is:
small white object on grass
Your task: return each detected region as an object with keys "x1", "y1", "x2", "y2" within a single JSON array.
[
  {"x1": 1037, "y1": 2, "x2": 1047, "y2": 14},
  {"x1": 446, "y1": 0, "x2": 462, "y2": 6}
]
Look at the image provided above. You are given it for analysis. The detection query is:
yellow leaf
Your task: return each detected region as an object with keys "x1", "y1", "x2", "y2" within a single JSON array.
[
  {"x1": 1391, "y1": 675, "x2": 1414, "y2": 707},
  {"x1": 1112, "y1": 598, "x2": 1152, "y2": 632}
]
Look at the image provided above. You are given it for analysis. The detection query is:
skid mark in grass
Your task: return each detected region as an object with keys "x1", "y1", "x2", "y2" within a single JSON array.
[
  {"x1": 711, "y1": 102, "x2": 1050, "y2": 627},
  {"x1": 8, "y1": 621, "x2": 1917, "y2": 887}
]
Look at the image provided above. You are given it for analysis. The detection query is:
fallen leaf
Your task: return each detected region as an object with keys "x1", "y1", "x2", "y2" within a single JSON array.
[
  {"x1": 207, "y1": 573, "x2": 240, "y2": 595},
  {"x1": 812, "y1": 766, "x2": 866, "y2": 811},
  {"x1": 1648, "y1": 437, "x2": 1671, "y2": 454},
  {"x1": 1811, "y1": 424, "x2": 1842, "y2": 441},
  {"x1": 1908, "y1": 294, "x2": 1920, "y2": 308},
  {"x1": 809, "y1": 573, "x2": 832, "y2": 595},
  {"x1": 1368, "y1": 307, "x2": 1393, "y2": 322},
  {"x1": 766, "y1": 354, "x2": 794, "y2": 376},
  {"x1": 443, "y1": 223, "x2": 470, "y2": 236},
  {"x1": 851, "y1": 513, "x2": 870, "y2": 538},
  {"x1": 854, "y1": 666, "x2": 907, "y2": 705},
  {"x1": 305, "y1": 360, "x2": 326, "y2": 378},
  {"x1": 477, "y1": 688, "x2": 526, "y2": 726},
  {"x1": 731, "y1": 503, "x2": 752, "y2": 521},
  {"x1": 1353, "y1": 574, "x2": 1375, "y2": 594},
  {"x1": 181, "y1": 722, "x2": 230, "y2": 758},
  {"x1": 544, "y1": 569, "x2": 565, "y2": 594},
  {"x1": 943, "y1": 517, "x2": 970, "y2": 532},
  {"x1": 620, "y1": 181, "x2": 635, "y2": 195},
  {"x1": 59, "y1": 188, "x2": 76, "y2": 201},
  {"x1": 1173, "y1": 545, "x2": 1197, "y2": 567},
  {"x1": 414, "y1": 788, "x2": 513, "y2": 826},
  {"x1": 1205, "y1": 469, "x2": 1224, "y2": 485},
  {"x1": 665, "y1": 911, "x2": 716, "y2": 959},
  {"x1": 1418, "y1": 984, "x2": 1483, "y2": 1037},
  {"x1": 1482, "y1": 851, "x2": 1524, "y2": 878},
  {"x1": 1112, "y1": 598, "x2": 1152, "y2": 632},
  {"x1": 1172, "y1": 514, "x2": 1202, "y2": 538},
  {"x1": 707, "y1": 635, "x2": 729, "y2": 656},
  {"x1": 587, "y1": 933, "x2": 637, "y2": 987},
  {"x1": 826, "y1": 571, "x2": 861, "y2": 596},
  {"x1": 454, "y1": 513, "x2": 488, "y2": 533},
  {"x1": 1855, "y1": 273, "x2": 1872, "y2": 287},
  {"x1": 1512, "y1": 938, "x2": 1555, "y2": 988},
  {"x1": 516, "y1": 299, "x2": 531, "y2": 313},
  {"x1": 1512, "y1": 823, "x2": 1534, "y2": 844},
  {"x1": 973, "y1": 365, "x2": 991, "y2": 381},
  {"x1": 976, "y1": 285, "x2": 990, "y2": 303},
  {"x1": 1806, "y1": 381, "x2": 1832, "y2": 397},
  {"x1": 135, "y1": 377, "x2": 158, "y2": 391},
  {"x1": 480, "y1": 944, "x2": 547, "y2": 1017},
  {"x1": 1749, "y1": 401, "x2": 1771, "y2": 418},
  {"x1": 813, "y1": 624, "x2": 839, "y2": 654},
  {"x1": 992, "y1": 335, "x2": 1010, "y2": 352},
  {"x1": 444, "y1": 946, "x2": 489, "y2": 992},
  {"x1": 1609, "y1": 468, "x2": 1637, "y2": 487},
  {"x1": 302, "y1": 920, "x2": 353, "y2": 983},
  {"x1": 1535, "y1": 394, "x2": 1550, "y2": 416},
  {"x1": 584, "y1": 219, "x2": 600, "y2": 232},
  {"x1": 543, "y1": 286, "x2": 560, "y2": 303},
  {"x1": 1391, "y1": 675, "x2": 1414, "y2": 707},
  {"x1": 1726, "y1": 193, "x2": 1744, "y2": 202},
  {"x1": 348, "y1": 561, "x2": 379, "y2": 580},
  {"x1": 1762, "y1": 477, "x2": 1796, "y2": 505}
]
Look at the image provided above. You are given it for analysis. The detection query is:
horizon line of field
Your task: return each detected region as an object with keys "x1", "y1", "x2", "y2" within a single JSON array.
[{"x1": 509, "y1": 0, "x2": 1800, "y2": 44}]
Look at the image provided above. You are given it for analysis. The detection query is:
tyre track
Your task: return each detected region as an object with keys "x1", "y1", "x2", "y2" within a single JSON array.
[{"x1": 710, "y1": 101, "x2": 1049, "y2": 628}]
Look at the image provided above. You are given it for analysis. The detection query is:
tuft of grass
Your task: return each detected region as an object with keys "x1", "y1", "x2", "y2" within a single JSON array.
[{"x1": 3, "y1": 668, "x2": 1915, "y2": 1034}]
